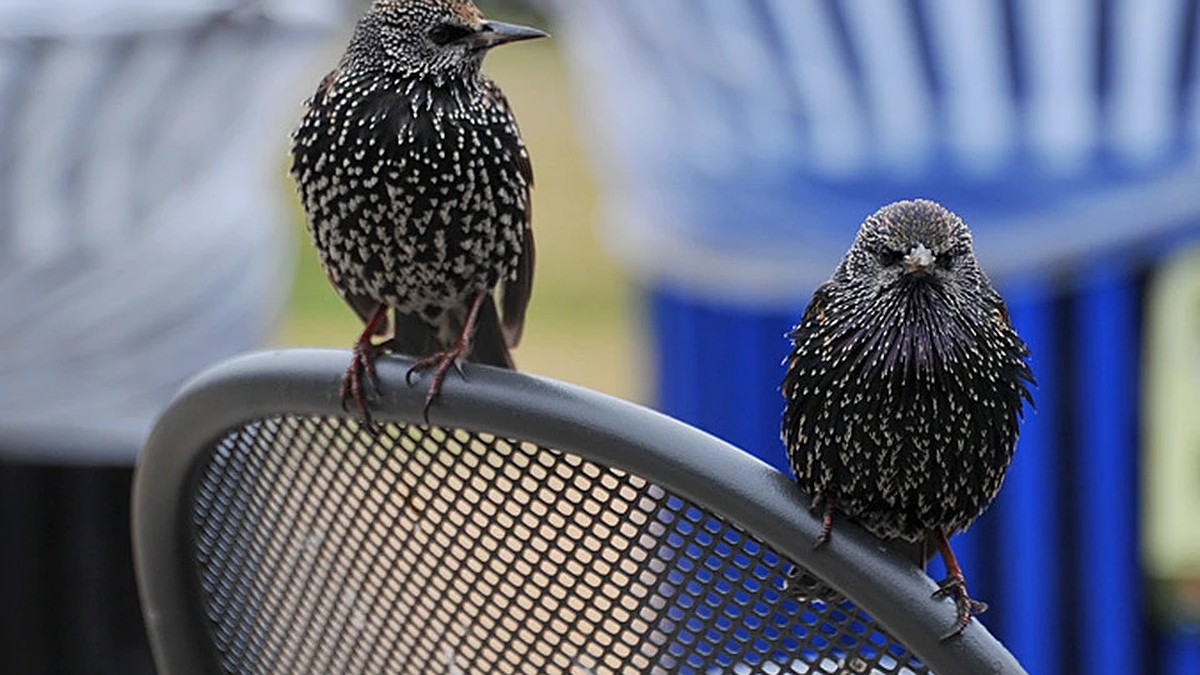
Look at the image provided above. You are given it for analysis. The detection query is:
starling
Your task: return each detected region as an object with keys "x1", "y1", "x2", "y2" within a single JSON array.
[
  {"x1": 781, "y1": 199, "x2": 1034, "y2": 639},
  {"x1": 290, "y1": 0, "x2": 546, "y2": 420}
]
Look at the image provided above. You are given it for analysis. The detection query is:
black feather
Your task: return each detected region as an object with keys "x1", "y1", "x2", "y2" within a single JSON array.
[
  {"x1": 289, "y1": 0, "x2": 539, "y2": 371},
  {"x1": 782, "y1": 200, "x2": 1034, "y2": 545}
]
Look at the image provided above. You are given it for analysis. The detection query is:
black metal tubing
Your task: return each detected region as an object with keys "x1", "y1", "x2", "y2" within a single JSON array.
[{"x1": 132, "y1": 349, "x2": 1027, "y2": 675}]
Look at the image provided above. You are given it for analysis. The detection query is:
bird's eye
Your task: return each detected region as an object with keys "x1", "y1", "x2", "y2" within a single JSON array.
[
  {"x1": 428, "y1": 23, "x2": 476, "y2": 46},
  {"x1": 937, "y1": 253, "x2": 955, "y2": 270},
  {"x1": 878, "y1": 249, "x2": 904, "y2": 266}
]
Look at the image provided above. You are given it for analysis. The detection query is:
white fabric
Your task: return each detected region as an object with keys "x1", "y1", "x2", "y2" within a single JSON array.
[
  {"x1": 0, "y1": 0, "x2": 343, "y2": 35},
  {"x1": 0, "y1": 0, "x2": 352, "y2": 461}
]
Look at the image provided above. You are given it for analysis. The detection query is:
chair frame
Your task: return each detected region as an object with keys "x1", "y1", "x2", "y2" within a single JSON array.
[{"x1": 132, "y1": 349, "x2": 1026, "y2": 675}]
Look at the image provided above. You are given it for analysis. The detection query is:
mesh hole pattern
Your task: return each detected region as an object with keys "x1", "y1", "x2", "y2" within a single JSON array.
[{"x1": 189, "y1": 416, "x2": 932, "y2": 675}]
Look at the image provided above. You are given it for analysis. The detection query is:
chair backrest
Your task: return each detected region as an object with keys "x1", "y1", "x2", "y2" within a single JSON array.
[{"x1": 132, "y1": 350, "x2": 1026, "y2": 675}]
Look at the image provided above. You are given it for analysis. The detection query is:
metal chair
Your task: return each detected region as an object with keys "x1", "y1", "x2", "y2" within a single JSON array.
[{"x1": 132, "y1": 350, "x2": 1025, "y2": 674}]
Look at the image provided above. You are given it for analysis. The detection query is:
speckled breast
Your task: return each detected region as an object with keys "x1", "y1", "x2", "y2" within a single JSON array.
[
  {"x1": 291, "y1": 72, "x2": 530, "y2": 321},
  {"x1": 783, "y1": 305, "x2": 1029, "y2": 542}
]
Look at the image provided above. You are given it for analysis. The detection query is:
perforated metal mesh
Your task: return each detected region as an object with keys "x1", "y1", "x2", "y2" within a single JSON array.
[{"x1": 189, "y1": 416, "x2": 932, "y2": 675}]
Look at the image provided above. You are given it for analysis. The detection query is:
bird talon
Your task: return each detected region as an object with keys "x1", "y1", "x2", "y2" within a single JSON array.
[
  {"x1": 365, "y1": 359, "x2": 382, "y2": 397},
  {"x1": 931, "y1": 574, "x2": 961, "y2": 600},
  {"x1": 932, "y1": 573, "x2": 986, "y2": 640},
  {"x1": 406, "y1": 344, "x2": 467, "y2": 424},
  {"x1": 405, "y1": 364, "x2": 423, "y2": 387},
  {"x1": 340, "y1": 374, "x2": 374, "y2": 426},
  {"x1": 812, "y1": 497, "x2": 836, "y2": 550},
  {"x1": 338, "y1": 307, "x2": 389, "y2": 426},
  {"x1": 340, "y1": 347, "x2": 379, "y2": 426},
  {"x1": 422, "y1": 391, "x2": 437, "y2": 425}
]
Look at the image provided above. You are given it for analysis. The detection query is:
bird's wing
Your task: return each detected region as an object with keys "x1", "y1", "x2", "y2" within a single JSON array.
[
  {"x1": 469, "y1": 293, "x2": 516, "y2": 369},
  {"x1": 501, "y1": 221, "x2": 534, "y2": 349},
  {"x1": 488, "y1": 83, "x2": 536, "y2": 350},
  {"x1": 991, "y1": 295, "x2": 1038, "y2": 403},
  {"x1": 789, "y1": 282, "x2": 834, "y2": 339},
  {"x1": 300, "y1": 68, "x2": 341, "y2": 117},
  {"x1": 782, "y1": 285, "x2": 830, "y2": 440}
]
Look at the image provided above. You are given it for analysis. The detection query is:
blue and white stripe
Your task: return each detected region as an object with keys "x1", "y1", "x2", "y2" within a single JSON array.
[
  {"x1": 545, "y1": 0, "x2": 1200, "y2": 304},
  {"x1": 0, "y1": 0, "x2": 348, "y2": 461}
]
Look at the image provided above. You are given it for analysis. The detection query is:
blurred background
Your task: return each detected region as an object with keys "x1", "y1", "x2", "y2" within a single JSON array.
[{"x1": 3, "y1": 0, "x2": 1200, "y2": 674}]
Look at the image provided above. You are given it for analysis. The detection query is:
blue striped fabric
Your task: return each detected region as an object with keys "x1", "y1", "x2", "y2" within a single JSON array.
[
  {"x1": 545, "y1": 1, "x2": 1200, "y2": 673},
  {"x1": 0, "y1": 1, "x2": 347, "y2": 462},
  {"x1": 993, "y1": 282, "x2": 1061, "y2": 675},
  {"x1": 547, "y1": 0, "x2": 1200, "y2": 301}
]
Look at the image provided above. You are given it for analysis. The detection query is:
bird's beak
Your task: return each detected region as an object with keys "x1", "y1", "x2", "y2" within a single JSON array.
[
  {"x1": 903, "y1": 243, "x2": 936, "y2": 276},
  {"x1": 469, "y1": 21, "x2": 549, "y2": 50}
]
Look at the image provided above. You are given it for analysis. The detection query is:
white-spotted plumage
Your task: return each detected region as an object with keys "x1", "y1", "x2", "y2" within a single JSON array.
[
  {"x1": 290, "y1": 0, "x2": 540, "y2": 367},
  {"x1": 781, "y1": 200, "x2": 1033, "y2": 637},
  {"x1": 782, "y1": 199, "x2": 1033, "y2": 544},
  {"x1": 289, "y1": 0, "x2": 546, "y2": 422}
]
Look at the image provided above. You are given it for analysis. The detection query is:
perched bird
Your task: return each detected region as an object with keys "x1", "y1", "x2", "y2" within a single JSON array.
[
  {"x1": 290, "y1": 0, "x2": 546, "y2": 420},
  {"x1": 781, "y1": 200, "x2": 1034, "y2": 638}
]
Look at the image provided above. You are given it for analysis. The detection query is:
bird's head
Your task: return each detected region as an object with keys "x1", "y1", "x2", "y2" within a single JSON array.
[
  {"x1": 348, "y1": 0, "x2": 548, "y2": 77},
  {"x1": 839, "y1": 199, "x2": 986, "y2": 306}
]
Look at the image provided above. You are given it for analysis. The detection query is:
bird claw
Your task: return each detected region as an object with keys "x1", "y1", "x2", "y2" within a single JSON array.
[
  {"x1": 932, "y1": 573, "x2": 987, "y2": 640},
  {"x1": 421, "y1": 385, "x2": 439, "y2": 425},
  {"x1": 403, "y1": 292, "x2": 487, "y2": 423},
  {"x1": 812, "y1": 496, "x2": 836, "y2": 550},
  {"x1": 405, "y1": 344, "x2": 468, "y2": 423},
  {"x1": 340, "y1": 343, "x2": 382, "y2": 426}
]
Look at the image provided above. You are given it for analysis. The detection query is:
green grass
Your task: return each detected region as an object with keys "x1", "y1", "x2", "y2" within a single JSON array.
[{"x1": 276, "y1": 41, "x2": 646, "y2": 402}]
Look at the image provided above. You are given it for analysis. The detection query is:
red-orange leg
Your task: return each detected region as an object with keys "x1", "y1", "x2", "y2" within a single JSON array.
[
  {"x1": 931, "y1": 529, "x2": 989, "y2": 640},
  {"x1": 340, "y1": 304, "x2": 390, "y2": 425},
  {"x1": 406, "y1": 291, "x2": 487, "y2": 423},
  {"x1": 813, "y1": 495, "x2": 837, "y2": 549}
]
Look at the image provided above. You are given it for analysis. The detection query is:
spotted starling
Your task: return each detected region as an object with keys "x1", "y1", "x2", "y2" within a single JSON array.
[
  {"x1": 290, "y1": 0, "x2": 546, "y2": 420},
  {"x1": 781, "y1": 199, "x2": 1034, "y2": 639}
]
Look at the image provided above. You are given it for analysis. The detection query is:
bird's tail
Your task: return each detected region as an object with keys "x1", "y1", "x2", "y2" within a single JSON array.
[
  {"x1": 468, "y1": 293, "x2": 515, "y2": 369},
  {"x1": 392, "y1": 311, "x2": 439, "y2": 358},
  {"x1": 391, "y1": 294, "x2": 514, "y2": 370}
]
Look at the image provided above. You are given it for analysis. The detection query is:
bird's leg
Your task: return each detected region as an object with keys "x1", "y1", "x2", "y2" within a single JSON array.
[
  {"x1": 813, "y1": 495, "x2": 836, "y2": 549},
  {"x1": 340, "y1": 304, "x2": 390, "y2": 425},
  {"x1": 405, "y1": 291, "x2": 488, "y2": 422},
  {"x1": 931, "y1": 529, "x2": 988, "y2": 640}
]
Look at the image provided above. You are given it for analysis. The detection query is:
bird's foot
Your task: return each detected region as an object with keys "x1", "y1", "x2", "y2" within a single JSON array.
[
  {"x1": 404, "y1": 291, "x2": 488, "y2": 423},
  {"x1": 405, "y1": 342, "x2": 468, "y2": 423},
  {"x1": 340, "y1": 341, "x2": 382, "y2": 426},
  {"x1": 932, "y1": 573, "x2": 988, "y2": 640},
  {"x1": 812, "y1": 496, "x2": 836, "y2": 549}
]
